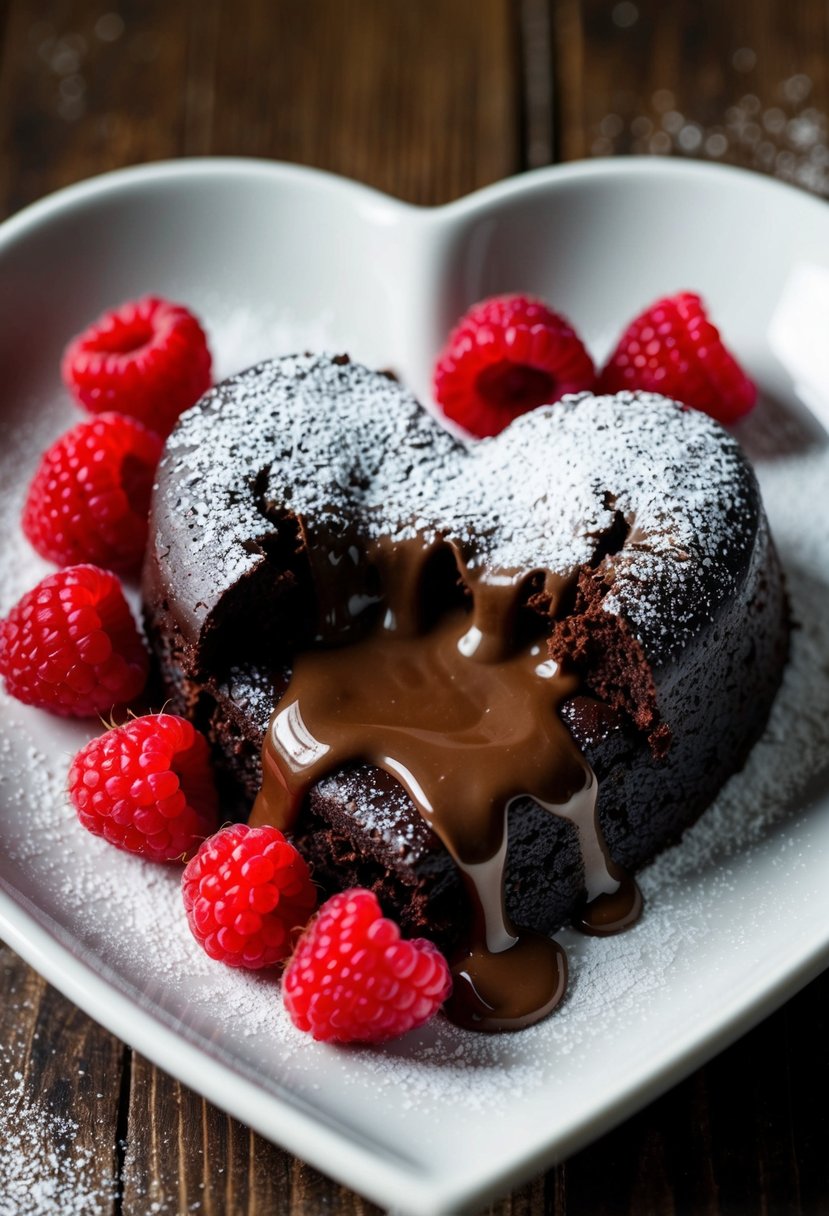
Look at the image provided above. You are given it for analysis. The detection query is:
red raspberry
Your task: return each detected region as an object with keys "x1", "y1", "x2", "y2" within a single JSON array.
[
  {"x1": 69, "y1": 714, "x2": 219, "y2": 862},
  {"x1": 22, "y1": 413, "x2": 162, "y2": 575},
  {"x1": 62, "y1": 296, "x2": 212, "y2": 438},
  {"x1": 182, "y1": 824, "x2": 317, "y2": 968},
  {"x1": 598, "y1": 291, "x2": 757, "y2": 425},
  {"x1": 433, "y1": 294, "x2": 595, "y2": 438},
  {"x1": 0, "y1": 566, "x2": 148, "y2": 717},
  {"x1": 283, "y1": 889, "x2": 452, "y2": 1043}
]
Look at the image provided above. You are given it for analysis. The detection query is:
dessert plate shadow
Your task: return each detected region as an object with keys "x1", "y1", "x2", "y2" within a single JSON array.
[{"x1": 1, "y1": 157, "x2": 829, "y2": 1216}]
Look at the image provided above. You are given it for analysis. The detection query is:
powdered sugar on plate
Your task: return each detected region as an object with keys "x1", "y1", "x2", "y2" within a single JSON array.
[
  {"x1": 208, "y1": 299, "x2": 345, "y2": 382},
  {"x1": 2, "y1": 304, "x2": 829, "y2": 1206}
]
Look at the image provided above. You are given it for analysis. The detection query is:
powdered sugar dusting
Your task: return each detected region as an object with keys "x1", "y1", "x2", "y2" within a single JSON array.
[
  {"x1": 157, "y1": 355, "x2": 756, "y2": 659},
  {"x1": 645, "y1": 443, "x2": 829, "y2": 888}
]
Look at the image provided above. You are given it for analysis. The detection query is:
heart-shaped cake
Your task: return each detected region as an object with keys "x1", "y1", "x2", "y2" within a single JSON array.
[{"x1": 144, "y1": 353, "x2": 788, "y2": 1029}]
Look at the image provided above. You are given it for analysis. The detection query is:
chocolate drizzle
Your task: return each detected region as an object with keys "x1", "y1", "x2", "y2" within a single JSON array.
[{"x1": 251, "y1": 536, "x2": 642, "y2": 1031}]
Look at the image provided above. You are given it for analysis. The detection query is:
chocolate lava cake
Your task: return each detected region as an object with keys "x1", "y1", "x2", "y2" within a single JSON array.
[{"x1": 143, "y1": 353, "x2": 788, "y2": 1003}]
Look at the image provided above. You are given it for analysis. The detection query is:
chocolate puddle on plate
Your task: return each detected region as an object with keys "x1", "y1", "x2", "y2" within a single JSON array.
[{"x1": 250, "y1": 535, "x2": 641, "y2": 1031}]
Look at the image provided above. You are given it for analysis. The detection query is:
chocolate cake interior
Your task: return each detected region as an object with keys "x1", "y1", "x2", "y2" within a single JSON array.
[{"x1": 144, "y1": 354, "x2": 790, "y2": 1029}]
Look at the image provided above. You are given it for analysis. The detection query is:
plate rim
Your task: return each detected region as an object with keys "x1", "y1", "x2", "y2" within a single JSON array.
[
  {"x1": 3, "y1": 152, "x2": 829, "y2": 249},
  {"x1": 1, "y1": 153, "x2": 828, "y2": 1215}
]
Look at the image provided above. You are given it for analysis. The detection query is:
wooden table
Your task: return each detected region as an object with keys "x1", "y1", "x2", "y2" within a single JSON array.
[{"x1": 1, "y1": 2, "x2": 827, "y2": 1212}]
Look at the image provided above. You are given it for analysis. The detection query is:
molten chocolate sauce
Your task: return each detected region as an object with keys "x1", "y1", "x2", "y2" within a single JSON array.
[{"x1": 251, "y1": 537, "x2": 642, "y2": 1031}]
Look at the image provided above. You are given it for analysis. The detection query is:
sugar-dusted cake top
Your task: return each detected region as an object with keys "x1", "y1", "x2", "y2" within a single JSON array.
[{"x1": 147, "y1": 353, "x2": 760, "y2": 661}]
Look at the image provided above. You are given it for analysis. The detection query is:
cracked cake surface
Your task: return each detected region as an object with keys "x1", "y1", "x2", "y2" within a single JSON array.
[
  {"x1": 143, "y1": 353, "x2": 789, "y2": 971},
  {"x1": 149, "y1": 353, "x2": 759, "y2": 660}
]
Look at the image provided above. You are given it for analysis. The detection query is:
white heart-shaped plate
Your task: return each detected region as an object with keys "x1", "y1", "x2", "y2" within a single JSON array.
[{"x1": 1, "y1": 158, "x2": 829, "y2": 1216}]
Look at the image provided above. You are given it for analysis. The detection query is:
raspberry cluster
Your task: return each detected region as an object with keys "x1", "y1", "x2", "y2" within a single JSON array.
[
  {"x1": 2, "y1": 295, "x2": 213, "y2": 719},
  {"x1": 433, "y1": 290, "x2": 755, "y2": 436}
]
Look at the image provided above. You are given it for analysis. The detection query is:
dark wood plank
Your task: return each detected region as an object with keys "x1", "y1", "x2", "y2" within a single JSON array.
[
  {"x1": 0, "y1": 0, "x2": 523, "y2": 219},
  {"x1": 0, "y1": 0, "x2": 196, "y2": 218},
  {"x1": 518, "y1": 0, "x2": 557, "y2": 169},
  {"x1": 555, "y1": 0, "x2": 829, "y2": 184},
  {"x1": 0, "y1": 943, "x2": 124, "y2": 1214},
  {"x1": 121, "y1": 1055, "x2": 383, "y2": 1216},
  {"x1": 202, "y1": 0, "x2": 522, "y2": 204}
]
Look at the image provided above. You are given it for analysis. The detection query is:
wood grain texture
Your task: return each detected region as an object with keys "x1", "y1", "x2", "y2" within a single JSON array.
[
  {"x1": 0, "y1": 943, "x2": 122, "y2": 1214},
  {"x1": 0, "y1": 0, "x2": 192, "y2": 216},
  {"x1": 1, "y1": 0, "x2": 829, "y2": 1213},
  {"x1": 555, "y1": 0, "x2": 829, "y2": 172},
  {"x1": 0, "y1": 0, "x2": 523, "y2": 218},
  {"x1": 121, "y1": 1056, "x2": 384, "y2": 1216},
  {"x1": 205, "y1": 0, "x2": 523, "y2": 204}
]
